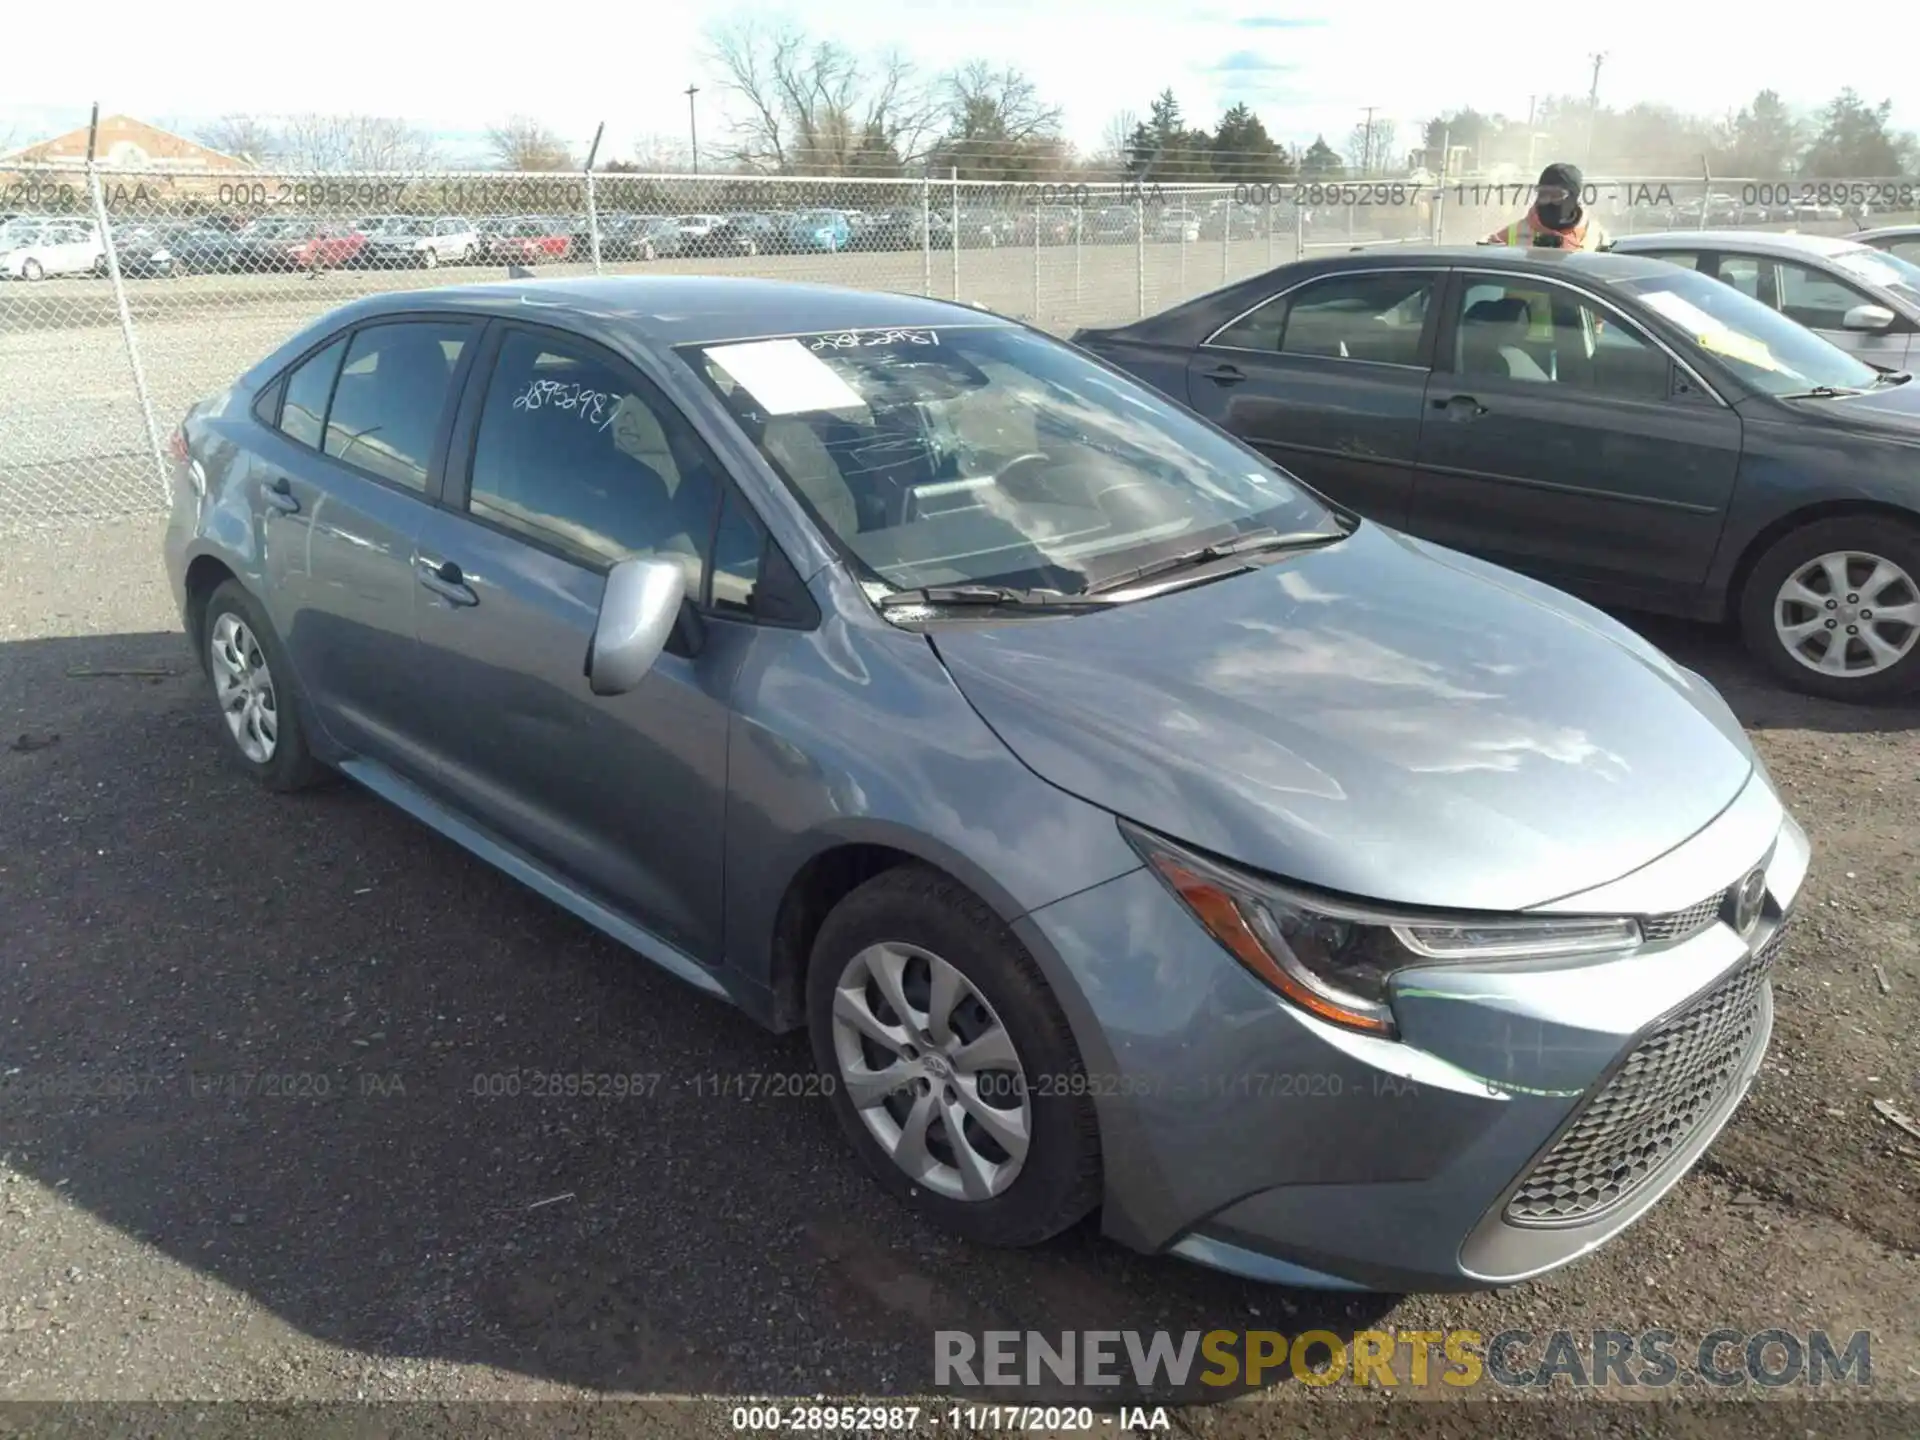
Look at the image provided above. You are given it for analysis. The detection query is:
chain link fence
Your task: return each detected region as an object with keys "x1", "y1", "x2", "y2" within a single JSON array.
[{"x1": 4, "y1": 162, "x2": 1915, "y2": 529}]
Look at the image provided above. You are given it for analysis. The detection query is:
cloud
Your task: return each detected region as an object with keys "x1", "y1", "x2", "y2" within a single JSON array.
[
  {"x1": 1206, "y1": 50, "x2": 1299, "y2": 75},
  {"x1": 1235, "y1": 15, "x2": 1326, "y2": 27}
]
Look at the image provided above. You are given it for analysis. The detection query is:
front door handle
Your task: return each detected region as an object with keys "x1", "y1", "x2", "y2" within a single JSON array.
[
  {"x1": 416, "y1": 556, "x2": 478, "y2": 607},
  {"x1": 1432, "y1": 394, "x2": 1489, "y2": 418},
  {"x1": 264, "y1": 474, "x2": 300, "y2": 513},
  {"x1": 1203, "y1": 362, "x2": 1248, "y2": 386}
]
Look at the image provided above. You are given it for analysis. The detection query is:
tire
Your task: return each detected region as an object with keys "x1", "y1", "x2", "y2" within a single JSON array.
[
  {"x1": 1738, "y1": 516, "x2": 1920, "y2": 702},
  {"x1": 641, "y1": 240, "x2": 656, "y2": 262},
  {"x1": 421, "y1": 247, "x2": 439, "y2": 269},
  {"x1": 199, "y1": 580, "x2": 330, "y2": 791},
  {"x1": 807, "y1": 865, "x2": 1101, "y2": 1248},
  {"x1": 22, "y1": 258, "x2": 44, "y2": 281}
]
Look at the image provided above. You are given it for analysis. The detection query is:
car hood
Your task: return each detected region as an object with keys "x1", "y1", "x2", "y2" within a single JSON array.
[
  {"x1": 1774, "y1": 379, "x2": 1920, "y2": 440},
  {"x1": 930, "y1": 524, "x2": 1755, "y2": 912}
]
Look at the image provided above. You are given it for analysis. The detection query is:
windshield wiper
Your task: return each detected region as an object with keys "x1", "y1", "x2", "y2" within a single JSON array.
[
  {"x1": 1083, "y1": 526, "x2": 1346, "y2": 595},
  {"x1": 1872, "y1": 370, "x2": 1913, "y2": 387},
  {"x1": 876, "y1": 584, "x2": 1113, "y2": 612},
  {"x1": 1778, "y1": 385, "x2": 1863, "y2": 399}
]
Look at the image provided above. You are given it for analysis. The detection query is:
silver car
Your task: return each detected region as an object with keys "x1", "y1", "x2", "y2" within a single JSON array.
[
  {"x1": 162, "y1": 276, "x2": 1808, "y2": 1291},
  {"x1": 1856, "y1": 224, "x2": 1920, "y2": 268},
  {"x1": 1612, "y1": 230, "x2": 1920, "y2": 370}
]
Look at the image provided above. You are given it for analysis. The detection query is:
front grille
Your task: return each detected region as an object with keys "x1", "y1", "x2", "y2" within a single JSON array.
[
  {"x1": 1641, "y1": 888, "x2": 1729, "y2": 944},
  {"x1": 1504, "y1": 921, "x2": 1787, "y2": 1226}
]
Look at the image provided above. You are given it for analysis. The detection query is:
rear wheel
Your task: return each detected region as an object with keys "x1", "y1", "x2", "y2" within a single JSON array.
[
  {"x1": 421, "y1": 247, "x2": 439, "y2": 269},
  {"x1": 22, "y1": 258, "x2": 44, "y2": 281},
  {"x1": 1738, "y1": 516, "x2": 1920, "y2": 701},
  {"x1": 200, "y1": 580, "x2": 330, "y2": 791},
  {"x1": 807, "y1": 866, "x2": 1102, "y2": 1247}
]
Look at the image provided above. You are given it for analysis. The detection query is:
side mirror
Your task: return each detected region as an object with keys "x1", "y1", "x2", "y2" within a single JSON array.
[
  {"x1": 1842, "y1": 302, "x2": 1897, "y2": 333},
  {"x1": 587, "y1": 557, "x2": 686, "y2": 696}
]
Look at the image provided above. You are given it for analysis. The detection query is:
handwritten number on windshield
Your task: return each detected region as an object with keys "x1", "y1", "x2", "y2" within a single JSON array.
[{"x1": 808, "y1": 329, "x2": 940, "y2": 351}]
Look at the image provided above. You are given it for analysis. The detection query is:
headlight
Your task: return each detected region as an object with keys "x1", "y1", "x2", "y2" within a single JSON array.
[{"x1": 1122, "y1": 823, "x2": 1641, "y2": 1037}]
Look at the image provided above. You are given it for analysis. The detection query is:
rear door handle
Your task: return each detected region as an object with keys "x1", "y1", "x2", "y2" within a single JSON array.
[
  {"x1": 264, "y1": 474, "x2": 300, "y2": 513},
  {"x1": 416, "y1": 556, "x2": 478, "y2": 607},
  {"x1": 1203, "y1": 362, "x2": 1247, "y2": 386},
  {"x1": 1432, "y1": 394, "x2": 1489, "y2": 418}
]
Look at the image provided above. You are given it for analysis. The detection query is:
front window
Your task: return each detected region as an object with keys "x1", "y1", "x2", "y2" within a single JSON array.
[
  {"x1": 678, "y1": 324, "x2": 1339, "y2": 596},
  {"x1": 1621, "y1": 268, "x2": 1882, "y2": 396}
]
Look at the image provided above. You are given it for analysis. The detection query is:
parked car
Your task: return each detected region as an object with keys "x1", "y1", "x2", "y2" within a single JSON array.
[
  {"x1": 286, "y1": 222, "x2": 368, "y2": 272},
  {"x1": 1610, "y1": 231, "x2": 1920, "y2": 371},
  {"x1": 98, "y1": 221, "x2": 179, "y2": 278},
  {"x1": 490, "y1": 217, "x2": 572, "y2": 265},
  {"x1": 1856, "y1": 225, "x2": 1920, "y2": 268},
  {"x1": 1073, "y1": 246, "x2": 1920, "y2": 700},
  {"x1": 600, "y1": 214, "x2": 680, "y2": 261},
  {"x1": 1090, "y1": 205, "x2": 1142, "y2": 244},
  {"x1": 163, "y1": 274, "x2": 1809, "y2": 1292},
  {"x1": 1156, "y1": 207, "x2": 1204, "y2": 243},
  {"x1": 360, "y1": 215, "x2": 480, "y2": 269},
  {"x1": 714, "y1": 212, "x2": 780, "y2": 256},
  {"x1": 674, "y1": 213, "x2": 728, "y2": 249},
  {"x1": 163, "y1": 223, "x2": 248, "y2": 275},
  {"x1": 0, "y1": 217, "x2": 105, "y2": 280},
  {"x1": 783, "y1": 208, "x2": 853, "y2": 253}
]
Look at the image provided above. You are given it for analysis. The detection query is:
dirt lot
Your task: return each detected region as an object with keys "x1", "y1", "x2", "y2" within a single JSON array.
[{"x1": 0, "y1": 517, "x2": 1916, "y2": 1433}]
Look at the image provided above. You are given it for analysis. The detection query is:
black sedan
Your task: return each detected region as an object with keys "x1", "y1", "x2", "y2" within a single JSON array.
[{"x1": 1073, "y1": 246, "x2": 1920, "y2": 701}]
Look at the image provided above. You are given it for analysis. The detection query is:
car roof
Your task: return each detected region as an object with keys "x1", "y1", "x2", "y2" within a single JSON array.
[
  {"x1": 1296, "y1": 245, "x2": 1680, "y2": 282},
  {"x1": 1613, "y1": 229, "x2": 1871, "y2": 258},
  {"x1": 335, "y1": 274, "x2": 1017, "y2": 347},
  {"x1": 1856, "y1": 225, "x2": 1920, "y2": 242}
]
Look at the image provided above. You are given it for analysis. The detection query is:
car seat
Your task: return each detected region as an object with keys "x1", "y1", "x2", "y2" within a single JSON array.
[{"x1": 1459, "y1": 298, "x2": 1550, "y2": 381}]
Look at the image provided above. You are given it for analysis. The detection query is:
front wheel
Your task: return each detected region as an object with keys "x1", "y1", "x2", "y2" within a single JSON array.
[
  {"x1": 421, "y1": 247, "x2": 439, "y2": 269},
  {"x1": 22, "y1": 258, "x2": 44, "y2": 281},
  {"x1": 807, "y1": 866, "x2": 1102, "y2": 1247},
  {"x1": 1738, "y1": 517, "x2": 1920, "y2": 701}
]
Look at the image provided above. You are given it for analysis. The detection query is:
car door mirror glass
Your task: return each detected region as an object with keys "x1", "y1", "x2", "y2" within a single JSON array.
[
  {"x1": 1842, "y1": 303, "x2": 1896, "y2": 333},
  {"x1": 589, "y1": 557, "x2": 686, "y2": 696}
]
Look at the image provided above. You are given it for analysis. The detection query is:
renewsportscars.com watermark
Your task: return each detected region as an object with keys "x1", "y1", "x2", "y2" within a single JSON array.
[{"x1": 934, "y1": 1327, "x2": 1873, "y2": 1390}]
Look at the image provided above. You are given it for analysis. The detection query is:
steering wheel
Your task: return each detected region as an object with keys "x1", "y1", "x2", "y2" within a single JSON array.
[{"x1": 991, "y1": 451, "x2": 1055, "y2": 504}]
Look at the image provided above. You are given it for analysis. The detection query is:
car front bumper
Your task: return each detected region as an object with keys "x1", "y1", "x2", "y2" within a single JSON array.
[{"x1": 1014, "y1": 768, "x2": 1809, "y2": 1291}]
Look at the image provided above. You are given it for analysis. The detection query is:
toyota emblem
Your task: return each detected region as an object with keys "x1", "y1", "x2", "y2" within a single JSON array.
[{"x1": 1731, "y1": 867, "x2": 1768, "y2": 937}]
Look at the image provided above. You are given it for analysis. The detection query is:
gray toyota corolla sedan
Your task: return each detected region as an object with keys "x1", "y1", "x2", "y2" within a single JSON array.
[{"x1": 163, "y1": 275, "x2": 1809, "y2": 1292}]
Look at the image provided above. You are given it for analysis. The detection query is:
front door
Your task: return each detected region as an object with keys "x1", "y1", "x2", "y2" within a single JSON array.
[
  {"x1": 1408, "y1": 271, "x2": 1743, "y2": 607},
  {"x1": 1769, "y1": 256, "x2": 1916, "y2": 371},
  {"x1": 410, "y1": 322, "x2": 755, "y2": 963},
  {"x1": 1182, "y1": 268, "x2": 1442, "y2": 529}
]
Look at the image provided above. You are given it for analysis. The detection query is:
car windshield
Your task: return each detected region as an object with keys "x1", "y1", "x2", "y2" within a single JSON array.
[
  {"x1": 1832, "y1": 246, "x2": 1920, "y2": 304},
  {"x1": 679, "y1": 324, "x2": 1340, "y2": 596},
  {"x1": 1620, "y1": 268, "x2": 1883, "y2": 395}
]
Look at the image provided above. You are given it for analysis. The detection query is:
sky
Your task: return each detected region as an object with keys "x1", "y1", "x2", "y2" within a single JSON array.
[{"x1": 3, "y1": 0, "x2": 1915, "y2": 167}]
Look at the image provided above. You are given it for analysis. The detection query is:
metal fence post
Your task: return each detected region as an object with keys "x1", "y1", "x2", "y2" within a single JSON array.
[
  {"x1": 86, "y1": 159, "x2": 169, "y2": 507},
  {"x1": 583, "y1": 122, "x2": 604, "y2": 274},
  {"x1": 1294, "y1": 188, "x2": 1306, "y2": 261},
  {"x1": 1073, "y1": 198, "x2": 1083, "y2": 305},
  {"x1": 1266, "y1": 193, "x2": 1275, "y2": 267},
  {"x1": 921, "y1": 178, "x2": 932, "y2": 297},
  {"x1": 1221, "y1": 188, "x2": 1231, "y2": 283},
  {"x1": 1698, "y1": 159, "x2": 1712, "y2": 230},
  {"x1": 950, "y1": 168, "x2": 960, "y2": 301},
  {"x1": 1031, "y1": 197, "x2": 1041, "y2": 324},
  {"x1": 1135, "y1": 191, "x2": 1146, "y2": 319}
]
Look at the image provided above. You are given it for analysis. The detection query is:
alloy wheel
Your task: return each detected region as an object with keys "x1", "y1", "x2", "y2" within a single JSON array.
[
  {"x1": 829, "y1": 942, "x2": 1032, "y2": 1202},
  {"x1": 1773, "y1": 550, "x2": 1920, "y2": 678},
  {"x1": 209, "y1": 612, "x2": 279, "y2": 763}
]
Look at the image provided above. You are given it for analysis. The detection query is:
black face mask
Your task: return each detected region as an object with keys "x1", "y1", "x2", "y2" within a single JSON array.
[{"x1": 1535, "y1": 164, "x2": 1582, "y2": 229}]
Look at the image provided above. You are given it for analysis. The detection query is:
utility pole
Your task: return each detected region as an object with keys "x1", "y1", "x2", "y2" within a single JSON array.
[
  {"x1": 685, "y1": 84, "x2": 701, "y2": 176},
  {"x1": 1360, "y1": 105, "x2": 1377, "y2": 175},
  {"x1": 1584, "y1": 53, "x2": 1606, "y2": 165}
]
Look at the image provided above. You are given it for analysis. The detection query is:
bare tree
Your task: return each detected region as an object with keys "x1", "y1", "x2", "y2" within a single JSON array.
[
  {"x1": 1084, "y1": 109, "x2": 1140, "y2": 179},
  {"x1": 1345, "y1": 116, "x2": 1399, "y2": 175},
  {"x1": 487, "y1": 117, "x2": 575, "y2": 171},
  {"x1": 197, "y1": 114, "x2": 277, "y2": 164},
  {"x1": 626, "y1": 133, "x2": 694, "y2": 173},
  {"x1": 276, "y1": 114, "x2": 441, "y2": 172},
  {"x1": 701, "y1": 17, "x2": 941, "y2": 174}
]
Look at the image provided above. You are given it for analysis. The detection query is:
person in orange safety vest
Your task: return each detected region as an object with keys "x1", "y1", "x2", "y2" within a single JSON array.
[{"x1": 1483, "y1": 162, "x2": 1612, "y2": 251}]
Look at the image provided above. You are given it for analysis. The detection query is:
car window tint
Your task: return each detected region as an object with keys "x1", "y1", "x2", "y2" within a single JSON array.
[
  {"x1": 1713, "y1": 256, "x2": 1763, "y2": 300},
  {"x1": 278, "y1": 337, "x2": 348, "y2": 449},
  {"x1": 1211, "y1": 296, "x2": 1289, "y2": 351},
  {"x1": 1275, "y1": 273, "x2": 1433, "y2": 365},
  {"x1": 707, "y1": 487, "x2": 764, "y2": 615},
  {"x1": 322, "y1": 321, "x2": 472, "y2": 490},
  {"x1": 467, "y1": 330, "x2": 722, "y2": 583},
  {"x1": 1454, "y1": 282, "x2": 1669, "y2": 400},
  {"x1": 1775, "y1": 260, "x2": 1869, "y2": 330},
  {"x1": 1638, "y1": 252, "x2": 1702, "y2": 270}
]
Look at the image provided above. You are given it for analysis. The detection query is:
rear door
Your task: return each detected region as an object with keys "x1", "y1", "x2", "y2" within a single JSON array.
[
  {"x1": 1181, "y1": 267, "x2": 1442, "y2": 528},
  {"x1": 253, "y1": 315, "x2": 480, "y2": 777},
  {"x1": 1408, "y1": 268, "x2": 1742, "y2": 607}
]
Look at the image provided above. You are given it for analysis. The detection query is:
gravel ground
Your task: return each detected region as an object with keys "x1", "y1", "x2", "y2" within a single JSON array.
[{"x1": 0, "y1": 518, "x2": 1916, "y2": 1435}]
